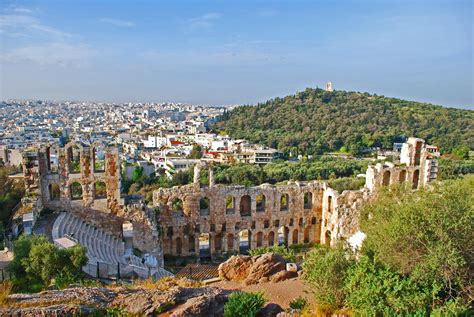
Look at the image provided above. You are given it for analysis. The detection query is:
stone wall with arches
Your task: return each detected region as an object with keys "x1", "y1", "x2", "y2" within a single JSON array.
[{"x1": 154, "y1": 180, "x2": 327, "y2": 258}]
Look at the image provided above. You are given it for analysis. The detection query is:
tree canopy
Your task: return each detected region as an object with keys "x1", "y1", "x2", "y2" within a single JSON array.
[{"x1": 214, "y1": 88, "x2": 473, "y2": 155}]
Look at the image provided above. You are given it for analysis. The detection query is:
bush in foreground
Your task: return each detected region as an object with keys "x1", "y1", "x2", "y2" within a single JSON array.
[{"x1": 224, "y1": 291, "x2": 265, "y2": 317}]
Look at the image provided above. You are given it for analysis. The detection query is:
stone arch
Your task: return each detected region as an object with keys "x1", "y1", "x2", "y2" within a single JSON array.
[
  {"x1": 299, "y1": 217, "x2": 304, "y2": 227},
  {"x1": 225, "y1": 195, "x2": 235, "y2": 214},
  {"x1": 280, "y1": 194, "x2": 289, "y2": 211},
  {"x1": 227, "y1": 233, "x2": 234, "y2": 251},
  {"x1": 311, "y1": 217, "x2": 317, "y2": 225},
  {"x1": 256, "y1": 194, "x2": 266, "y2": 212},
  {"x1": 268, "y1": 231, "x2": 275, "y2": 246},
  {"x1": 199, "y1": 197, "x2": 210, "y2": 216},
  {"x1": 171, "y1": 197, "x2": 183, "y2": 213},
  {"x1": 67, "y1": 144, "x2": 81, "y2": 174},
  {"x1": 240, "y1": 195, "x2": 251, "y2": 216},
  {"x1": 278, "y1": 226, "x2": 289, "y2": 247},
  {"x1": 49, "y1": 183, "x2": 60, "y2": 200},
  {"x1": 304, "y1": 192, "x2": 312, "y2": 209},
  {"x1": 94, "y1": 181, "x2": 106, "y2": 199},
  {"x1": 176, "y1": 237, "x2": 182, "y2": 255},
  {"x1": 292, "y1": 229, "x2": 299, "y2": 244},
  {"x1": 325, "y1": 231, "x2": 332, "y2": 246},
  {"x1": 214, "y1": 233, "x2": 223, "y2": 252},
  {"x1": 382, "y1": 170, "x2": 391, "y2": 186},
  {"x1": 399, "y1": 170, "x2": 407, "y2": 183},
  {"x1": 327, "y1": 196, "x2": 333, "y2": 213},
  {"x1": 304, "y1": 227, "x2": 310, "y2": 243},
  {"x1": 412, "y1": 170, "x2": 420, "y2": 189},
  {"x1": 92, "y1": 144, "x2": 106, "y2": 172},
  {"x1": 199, "y1": 233, "x2": 210, "y2": 258},
  {"x1": 70, "y1": 182, "x2": 82, "y2": 200},
  {"x1": 256, "y1": 232, "x2": 263, "y2": 247},
  {"x1": 188, "y1": 235, "x2": 195, "y2": 253},
  {"x1": 46, "y1": 146, "x2": 59, "y2": 173},
  {"x1": 239, "y1": 229, "x2": 251, "y2": 254}
]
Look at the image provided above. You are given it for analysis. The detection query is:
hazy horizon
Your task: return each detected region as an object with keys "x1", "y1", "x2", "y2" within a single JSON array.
[{"x1": 1, "y1": 0, "x2": 472, "y2": 109}]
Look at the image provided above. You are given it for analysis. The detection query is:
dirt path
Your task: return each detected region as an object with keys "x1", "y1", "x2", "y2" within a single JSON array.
[{"x1": 213, "y1": 277, "x2": 315, "y2": 309}]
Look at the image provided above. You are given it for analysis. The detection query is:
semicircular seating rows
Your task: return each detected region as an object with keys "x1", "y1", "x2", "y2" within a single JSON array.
[{"x1": 52, "y1": 212, "x2": 173, "y2": 280}]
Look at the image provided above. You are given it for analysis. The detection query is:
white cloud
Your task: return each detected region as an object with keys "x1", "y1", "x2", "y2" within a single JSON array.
[
  {"x1": 188, "y1": 12, "x2": 221, "y2": 29},
  {"x1": 0, "y1": 14, "x2": 70, "y2": 38},
  {"x1": 1, "y1": 43, "x2": 96, "y2": 67},
  {"x1": 99, "y1": 18, "x2": 135, "y2": 27},
  {"x1": 12, "y1": 7, "x2": 34, "y2": 14}
]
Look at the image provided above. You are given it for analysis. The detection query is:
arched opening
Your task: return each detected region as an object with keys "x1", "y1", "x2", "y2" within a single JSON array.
[
  {"x1": 299, "y1": 218, "x2": 304, "y2": 227},
  {"x1": 227, "y1": 233, "x2": 234, "y2": 251},
  {"x1": 94, "y1": 181, "x2": 106, "y2": 199},
  {"x1": 256, "y1": 232, "x2": 263, "y2": 247},
  {"x1": 268, "y1": 231, "x2": 275, "y2": 246},
  {"x1": 70, "y1": 182, "x2": 82, "y2": 200},
  {"x1": 171, "y1": 198, "x2": 183, "y2": 214},
  {"x1": 327, "y1": 196, "x2": 333, "y2": 213},
  {"x1": 199, "y1": 197, "x2": 210, "y2": 216},
  {"x1": 304, "y1": 192, "x2": 312, "y2": 209},
  {"x1": 199, "y1": 233, "x2": 210, "y2": 258},
  {"x1": 176, "y1": 237, "x2": 182, "y2": 255},
  {"x1": 256, "y1": 194, "x2": 266, "y2": 212},
  {"x1": 47, "y1": 147, "x2": 59, "y2": 173},
  {"x1": 311, "y1": 217, "x2": 317, "y2": 225},
  {"x1": 214, "y1": 233, "x2": 223, "y2": 252},
  {"x1": 399, "y1": 170, "x2": 407, "y2": 183},
  {"x1": 414, "y1": 141, "x2": 423, "y2": 166},
  {"x1": 278, "y1": 226, "x2": 289, "y2": 247},
  {"x1": 289, "y1": 218, "x2": 294, "y2": 226},
  {"x1": 280, "y1": 194, "x2": 289, "y2": 211},
  {"x1": 225, "y1": 195, "x2": 235, "y2": 214},
  {"x1": 382, "y1": 170, "x2": 391, "y2": 186},
  {"x1": 304, "y1": 227, "x2": 310, "y2": 243},
  {"x1": 239, "y1": 229, "x2": 251, "y2": 254},
  {"x1": 68, "y1": 145, "x2": 81, "y2": 174},
  {"x1": 49, "y1": 183, "x2": 60, "y2": 200},
  {"x1": 239, "y1": 195, "x2": 251, "y2": 216},
  {"x1": 412, "y1": 170, "x2": 420, "y2": 189},
  {"x1": 292, "y1": 229, "x2": 299, "y2": 244},
  {"x1": 188, "y1": 235, "x2": 195, "y2": 253},
  {"x1": 93, "y1": 145, "x2": 106, "y2": 172},
  {"x1": 325, "y1": 231, "x2": 332, "y2": 246}
]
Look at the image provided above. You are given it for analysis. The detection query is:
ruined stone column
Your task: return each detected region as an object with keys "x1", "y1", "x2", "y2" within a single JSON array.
[
  {"x1": 193, "y1": 164, "x2": 201, "y2": 190},
  {"x1": 208, "y1": 166, "x2": 215, "y2": 187}
]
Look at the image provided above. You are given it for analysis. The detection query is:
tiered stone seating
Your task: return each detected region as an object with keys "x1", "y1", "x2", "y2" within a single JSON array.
[{"x1": 52, "y1": 212, "x2": 172, "y2": 279}]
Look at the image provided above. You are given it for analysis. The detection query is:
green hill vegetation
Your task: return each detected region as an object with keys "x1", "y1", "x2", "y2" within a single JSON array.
[{"x1": 214, "y1": 88, "x2": 473, "y2": 155}]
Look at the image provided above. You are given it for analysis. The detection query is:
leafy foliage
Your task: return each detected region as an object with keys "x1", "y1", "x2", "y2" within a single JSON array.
[
  {"x1": 302, "y1": 244, "x2": 354, "y2": 310},
  {"x1": 0, "y1": 166, "x2": 24, "y2": 226},
  {"x1": 224, "y1": 291, "x2": 265, "y2": 317},
  {"x1": 289, "y1": 296, "x2": 308, "y2": 310},
  {"x1": 214, "y1": 88, "x2": 473, "y2": 155},
  {"x1": 360, "y1": 176, "x2": 474, "y2": 308},
  {"x1": 303, "y1": 176, "x2": 473, "y2": 314},
  {"x1": 437, "y1": 158, "x2": 474, "y2": 180},
  {"x1": 327, "y1": 176, "x2": 365, "y2": 192},
  {"x1": 7, "y1": 235, "x2": 88, "y2": 292}
]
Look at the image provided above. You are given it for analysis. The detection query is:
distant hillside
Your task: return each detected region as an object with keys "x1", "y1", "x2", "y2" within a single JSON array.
[{"x1": 213, "y1": 88, "x2": 473, "y2": 155}]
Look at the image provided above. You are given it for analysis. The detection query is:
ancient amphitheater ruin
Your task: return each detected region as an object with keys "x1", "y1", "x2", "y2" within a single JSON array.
[{"x1": 19, "y1": 137, "x2": 438, "y2": 276}]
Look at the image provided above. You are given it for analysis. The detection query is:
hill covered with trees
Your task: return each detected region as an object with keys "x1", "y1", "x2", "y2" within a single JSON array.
[{"x1": 213, "y1": 88, "x2": 473, "y2": 155}]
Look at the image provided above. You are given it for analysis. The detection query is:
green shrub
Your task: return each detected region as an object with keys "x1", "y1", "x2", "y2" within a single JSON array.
[
  {"x1": 224, "y1": 291, "x2": 265, "y2": 317},
  {"x1": 289, "y1": 296, "x2": 308, "y2": 310}
]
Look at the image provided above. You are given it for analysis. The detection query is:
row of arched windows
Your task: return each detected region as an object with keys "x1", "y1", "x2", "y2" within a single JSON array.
[
  {"x1": 48, "y1": 181, "x2": 107, "y2": 201},
  {"x1": 46, "y1": 145, "x2": 106, "y2": 175},
  {"x1": 169, "y1": 192, "x2": 314, "y2": 216}
]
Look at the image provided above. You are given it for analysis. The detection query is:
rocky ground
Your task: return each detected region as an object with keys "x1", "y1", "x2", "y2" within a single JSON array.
[{"x1": 1, "y1": 253, "x2": 309, "y2": 316}]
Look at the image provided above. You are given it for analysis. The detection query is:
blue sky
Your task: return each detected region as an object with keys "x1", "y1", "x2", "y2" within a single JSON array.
[{"x1": 0, "y1": 0, "x2": 472, "y2": 109}]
